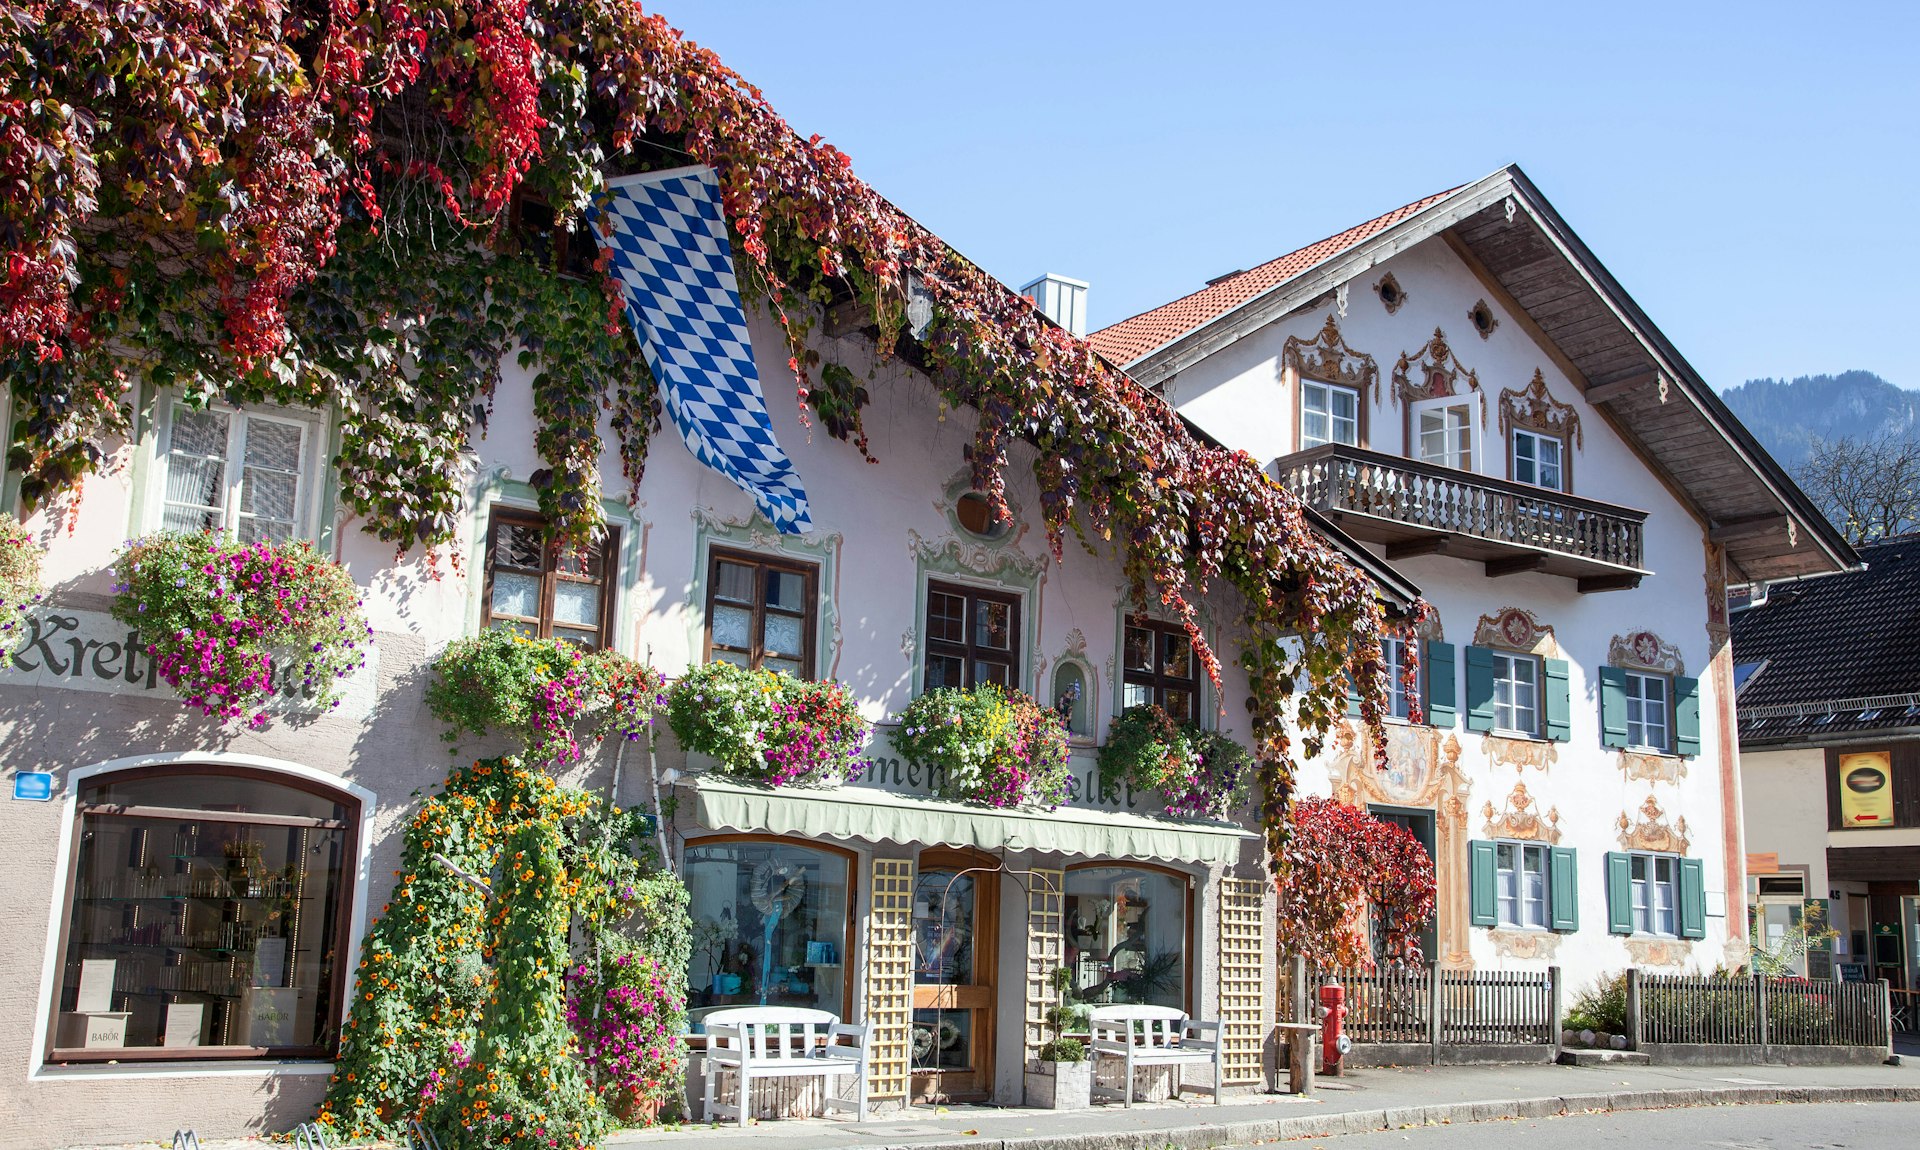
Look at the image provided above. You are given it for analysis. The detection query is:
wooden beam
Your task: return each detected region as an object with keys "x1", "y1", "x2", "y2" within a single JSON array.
[
  {"x1": 1583, "y1": 372, "x2": 1656, "y2": 405},
  {"x1": 1484, "y1": 554, "x2": 1550, "y2": 578},
  {"x1": 1386, "y1": 537, "x2": 1453, "y2": 560},
  {"x1": 1577, "y1": 573, "x2": 1644, "y2": 594},
  {"x1": 1709, "y1": 513, "x2": 1790, "y2": 543},
  {"x1": 1443, "y1": 231, "x2": 1591, "y2": 391}
]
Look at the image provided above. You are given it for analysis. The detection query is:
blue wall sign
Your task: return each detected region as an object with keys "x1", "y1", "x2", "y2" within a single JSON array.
[{"x1": 12, "y1": 771, "x2": 54, "y2": 802}]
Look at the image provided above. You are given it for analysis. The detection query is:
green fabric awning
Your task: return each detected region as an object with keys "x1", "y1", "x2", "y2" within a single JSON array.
[{"x1": 680, "y1": 776, "x2": 1255, "y2": 866}]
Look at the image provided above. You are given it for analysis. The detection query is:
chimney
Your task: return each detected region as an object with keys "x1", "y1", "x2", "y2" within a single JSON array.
[{"x1": 1019, "y1": 273, "x2": 1090, "y2": 338}]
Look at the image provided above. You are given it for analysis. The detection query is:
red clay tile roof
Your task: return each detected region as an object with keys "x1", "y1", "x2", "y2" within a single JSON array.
[{"x1": 1087, "y1": 187, "x2": 1464, "y2": 366}]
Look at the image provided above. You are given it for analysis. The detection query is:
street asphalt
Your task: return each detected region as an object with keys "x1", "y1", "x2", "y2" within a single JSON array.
[{"x1": 1269, "y1": 1099, "x2": 1920, "y2": 1147}]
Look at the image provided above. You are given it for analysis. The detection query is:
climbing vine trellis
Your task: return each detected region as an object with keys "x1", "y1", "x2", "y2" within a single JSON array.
[{"x1": 0, "y1": 0, "x2": 1420, "y2": 850}]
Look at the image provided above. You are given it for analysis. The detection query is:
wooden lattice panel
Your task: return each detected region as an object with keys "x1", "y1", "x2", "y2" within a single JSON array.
[
  {"x1": 1217, "y1": 877, "x2": 1267, "y2": 1085},
  {"x1": 1024, "y1": 867, "x2": 1065, "y2": 1057},
  {"x1": 865, "y1": 858, "x2": 917, "y2": 1102}
]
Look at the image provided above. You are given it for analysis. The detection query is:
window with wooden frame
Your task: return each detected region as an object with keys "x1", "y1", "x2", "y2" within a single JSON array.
[
  {"x1": 481, "y1": 508, "x2": 617, "y2": 648},
  {"x1": 1510, "y1": 427, "x2": 1565, "y2": 492},
  {"x1": 703, "y1": 547, "x2": 818, "y2": 677},
  {"x1": 1122, "y1": 616, "x2": 1199, "y2": 723},
  {"x1": 923, "y1": 581, "x2": 1020, "y2": 691},
  {"x1": 49, "y1": 766, "x2": 358, "y2": 1063}
]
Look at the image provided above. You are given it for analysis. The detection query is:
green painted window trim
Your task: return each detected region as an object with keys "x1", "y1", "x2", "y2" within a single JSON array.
[
  {"x1": 124, "y1": 382, "x2": 341, "y2": 553},
  {"x1": 465, "y1": 467, "x2": 643, "y2": 656},
  {"x1": 687, "y1": 510, "x2": 842, "y2": 681}
]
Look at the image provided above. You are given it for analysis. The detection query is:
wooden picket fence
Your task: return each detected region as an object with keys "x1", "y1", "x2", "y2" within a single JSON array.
[
  {"x1": 1310, "y1": 965, "x2": 1558, "y2": 1048},
  {"x1": 1633, "y1": 970, "x2": 1891, "y2": 1049}
]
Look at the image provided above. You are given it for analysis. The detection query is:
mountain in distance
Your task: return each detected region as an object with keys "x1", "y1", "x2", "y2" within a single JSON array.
[{"x1": 1719, "y1": 370, "x2": 1918, "y2": 473}]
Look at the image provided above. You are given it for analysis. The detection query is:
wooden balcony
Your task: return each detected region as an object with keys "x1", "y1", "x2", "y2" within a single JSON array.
[{"x1": 1274, "y1": 444, "x2": 1649, "y2": 592}]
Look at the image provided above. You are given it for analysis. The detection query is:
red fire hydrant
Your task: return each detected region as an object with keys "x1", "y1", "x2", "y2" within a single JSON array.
[{"x1": 1319, "y1": 982, "x2": 1347, "y2": 1076}]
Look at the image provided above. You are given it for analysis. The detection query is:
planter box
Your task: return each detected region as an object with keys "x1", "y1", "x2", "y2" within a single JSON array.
[{"x1": 1024, "y1": 1058, "x2": 1093, "y2": 1109}]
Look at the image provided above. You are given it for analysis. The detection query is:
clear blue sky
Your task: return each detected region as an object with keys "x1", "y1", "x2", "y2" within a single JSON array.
[{"x1": 662, "y1": 1, "x2": 1918, "y2": 390}]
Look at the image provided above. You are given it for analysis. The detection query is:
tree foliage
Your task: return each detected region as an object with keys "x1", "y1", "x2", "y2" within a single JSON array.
[
  {"x1": 0, "y1": 0, "x2": 1419, "y2": 846},
  {"x1": 1793, "y1": 432, "x2": 1920, "y2": 544},
  {"x1": 1274, "y1": 797, "x2": 1438, "y2": 970}
]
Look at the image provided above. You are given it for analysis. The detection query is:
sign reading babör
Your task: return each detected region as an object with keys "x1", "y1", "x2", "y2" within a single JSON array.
[
  {"x1": 1837, "y1": 750, "x2": 1894, "y2": 828},
  {"x1": 2, "y1": 608, "x2": 377, "y2": 719}
]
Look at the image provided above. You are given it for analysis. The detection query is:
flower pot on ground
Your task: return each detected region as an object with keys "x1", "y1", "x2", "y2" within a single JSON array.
[
  {"x1": 1096, "y1": 705, "x2": 1253, "y2": 819},
  {"x1": 110, "y1": 532, "x2": 370, "y2": 727},
  {"x1": 664, "y1": 661, "x2": 871, "y2": 787},
  {"x1": 893, "y1": 684, "x2": 1072, "y2": 809},
  {"x1": 1024, "y1": 967, "x2": 1093, "y2": 1109}
]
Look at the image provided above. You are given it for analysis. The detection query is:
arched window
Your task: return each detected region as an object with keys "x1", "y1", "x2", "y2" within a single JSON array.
[
  {"x1": 50, "y1": 766, "x2": 359, "y2": 1062},
  {"x1": 682, "y1": 837, "x2": 853, "y2": 1026},
  {"x1": 1063, "y1": 864, "x2": 1191, "y2": 1012},
  {"x1": 1050, "y1": 659, "x2": 1092, "y2": 738}
]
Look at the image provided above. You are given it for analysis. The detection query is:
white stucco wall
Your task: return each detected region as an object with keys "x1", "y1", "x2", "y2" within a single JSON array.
[{"x1": 1741, "y1": 746, "x2": 1831, "y2": 895}]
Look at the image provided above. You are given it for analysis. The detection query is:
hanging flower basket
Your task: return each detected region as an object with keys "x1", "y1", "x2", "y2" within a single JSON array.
[
  {"x1": 664, "y1": 660, "x2": 870, "y2": 787},
  {"x1": 893, "y1": 684, "x2": 1072, "y2": 809},
  {"x1": 110, "y1": 533, "x2": 370, "y2": 728},
  {"x1": 427, "y1": 628, "x2": 665, "y2": 764},
  {"x1": 1096, "y1": 705, "x2": 1253, "y2": 820}
]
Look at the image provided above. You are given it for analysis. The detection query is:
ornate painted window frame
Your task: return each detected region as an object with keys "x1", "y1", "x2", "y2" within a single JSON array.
[
  {"x1": 464, "y1": 465, "x2": 646, "y2": 657},
  {"x1": 1499, "y1": 369, "x2": 1582, "y2": 493},
  {"x1": 688, "y1": 504, "x2": 843, "y2": 681},
  {"x1": 1284, "y1": 314, "x2": 1378, "y2": 452}
]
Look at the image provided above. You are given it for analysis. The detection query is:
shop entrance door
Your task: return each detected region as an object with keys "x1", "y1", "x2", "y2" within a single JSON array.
[{"x1": 911, "y1": 852, "x2": 997, "y2": 1102}]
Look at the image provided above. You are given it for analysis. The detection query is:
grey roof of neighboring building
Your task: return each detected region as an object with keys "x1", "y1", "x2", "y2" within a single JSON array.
[{"x1": 1731, "y1": 533, "x2": 1920, "y2": 746}]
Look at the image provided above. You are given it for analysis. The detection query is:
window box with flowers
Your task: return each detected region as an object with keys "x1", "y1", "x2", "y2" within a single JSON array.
[
  {"x1": 427, "y1": 628, "x2": 667, "y2": 765},
  {"x1": 665, "y1": 660, "x2": 871, "y2": 788},
  {"x1": 893, "y1": 683, "x2": 1073, "y2": 809},
  {"x1": 110, "y1": 532, "x2": 371, "y2": 728},
  {"x1": 1096, "y1": 705, "x2": 1253, "y2": 820}
]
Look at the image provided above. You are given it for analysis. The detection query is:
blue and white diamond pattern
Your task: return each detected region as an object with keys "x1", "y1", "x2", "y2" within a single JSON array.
[{"x1": 596, "y1": 165, "x2": 813, "y2": 534}]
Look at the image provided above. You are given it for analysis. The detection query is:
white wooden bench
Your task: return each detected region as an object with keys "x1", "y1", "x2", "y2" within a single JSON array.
[
  {"x1": 700, "y1": 1006, "x2": 870, "y2": 1127},
  {"x1": 1087, "y1": 1004, "x2": 1224, "y2": 1107}
]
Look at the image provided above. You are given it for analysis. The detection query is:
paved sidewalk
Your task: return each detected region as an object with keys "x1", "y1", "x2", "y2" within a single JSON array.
[{"x1": 64, "y1": 1057, "x2": 1920, "y2": 1150}]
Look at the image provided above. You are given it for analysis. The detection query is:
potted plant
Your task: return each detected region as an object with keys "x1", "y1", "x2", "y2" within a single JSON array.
[
  {"x1": 894, "y1": 684, "x2": 1072, "y2": 809},
  {"x1": 1024, "y1": 967, "x2": 1093, "y2": 1109},
  {"x1": 1096, "y1": 705, "x2": 1253, "y2": 819},
  {"x1": 665, "y1": 661, "x2": 870, "y2": 787}
]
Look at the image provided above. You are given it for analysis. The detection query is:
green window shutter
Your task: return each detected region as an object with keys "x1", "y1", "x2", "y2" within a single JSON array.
[
  {"x1": 1469, "y1": 839, "x2": 1498, "y2": 927},
  {"x1": 1605, "y1": 852, "x2": 1633, "y2": 935},
  {"x1": 1464, "y1": 646, "x2": 1496, "y2": 732},
  {"x1": 1678, "y1": 857, "x2": 1707, "y2": 939},
  {"x1": 1549, "y1": 846, "x2": 1579, "y2": 932},
  {"x1": 1674, "y1": 676, "x2": 1702, "y2": 757},
  {"x1": 1423, "y1": 640, "x2": 1457, "y2": 728},
  {"x1": 1544, "y1": 658, "x2": 1572, "y2": 742},
  {"x1": 1598, "y1": 666, "x2": 1630, "y2": 748}
]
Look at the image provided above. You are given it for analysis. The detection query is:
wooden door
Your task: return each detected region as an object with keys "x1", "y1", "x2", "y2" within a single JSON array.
[{"x1": 910, "y1": 851, "x2": 997, "y2": 1102}]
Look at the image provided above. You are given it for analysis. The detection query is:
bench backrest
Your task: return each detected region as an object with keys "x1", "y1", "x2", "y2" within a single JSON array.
[
  {"x1": 705, "y1": 1007, "x2": 853, "y2": 1062},
  {"x1": 1088, "y1": 1004, "x2": 1194, "y2": 1048}
]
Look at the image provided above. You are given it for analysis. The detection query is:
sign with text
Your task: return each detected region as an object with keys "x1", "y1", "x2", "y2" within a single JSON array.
[
  {"x1": 1837, "y1": 751, "x2": 1895, "y2": 828},
  {"x1": 849, "y1": 722, "x2": 1169, "y2": 815},
  {"x1": 1, "y1": 608, "x2": 378, "y2": 720},
  {"x1": 12, "y1": 770, "x2": 52, "y2": 801}
]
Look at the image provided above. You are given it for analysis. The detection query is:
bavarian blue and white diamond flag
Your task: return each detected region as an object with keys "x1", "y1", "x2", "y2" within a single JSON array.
[{"x1": 595, "y1": 165, "x2": 813, "y2": 534}]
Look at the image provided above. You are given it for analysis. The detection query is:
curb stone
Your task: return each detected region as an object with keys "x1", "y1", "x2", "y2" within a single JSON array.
[{"x1": 825, "y1": 1085, "x2": 1920, "y2": 1150}]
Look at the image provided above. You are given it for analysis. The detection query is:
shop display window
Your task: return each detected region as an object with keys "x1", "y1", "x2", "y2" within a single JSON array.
[
  {"x1": 684, "y1": 839, "x2": 851, "y2": 1027},
  {"x1": 1064, "y1": 865, "x2": 1190, "y2": 1011},
  {"x1": 50, "y1": 768, "x2": 356, "y2": 1061}
]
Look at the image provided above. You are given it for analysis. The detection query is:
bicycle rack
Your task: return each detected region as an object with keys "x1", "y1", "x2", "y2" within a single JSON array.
[
  {"x1": 292, "y1": 1121, "x2": 330, "y2": 1150},
  {"x1": 171, "y1": 1131, "x2": 200, "y2": 1150},
  {"x1": 407, "y1": 1119, "x2": 444, "y2": 1150}
]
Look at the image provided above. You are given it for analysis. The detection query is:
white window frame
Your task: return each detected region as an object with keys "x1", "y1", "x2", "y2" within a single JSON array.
[
  {"x1": 1490, "y1": 651, "x2": 1540, "y2": 737},
  {"x1": 1629, "y1": 852, "x2": 1679, "y2": 938},
  {"x1": 1495, "y1": 841, "x2": 1549, "y2": 930},
  {"x1": 1624, "y1": 670, "x2": 1671, "y2": 753},
  {"x1": 1510, "y1": 427, "x2": 1565, "y2": 492},
  {"x1": 1381, "y1": 636, "x2": 1410, "y2": 721},
  {"x1": 1301, "y1": 378, "x2": 1360, "y2": 448},
  {"x1": 1410, "y1": 395, "x2": 1474, "y2": 473},
  {"x1": 151, "y1": 397, "x2": 326, "y2": 544}
]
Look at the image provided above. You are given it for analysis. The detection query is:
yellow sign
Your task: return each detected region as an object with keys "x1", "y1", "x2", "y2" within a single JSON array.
[{"x1": 1837, "y1": 751, "x2": 1894, "y2": 827}]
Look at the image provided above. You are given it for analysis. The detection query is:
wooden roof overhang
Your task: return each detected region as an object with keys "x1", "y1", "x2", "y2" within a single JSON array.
[{"x1": 1119, "y1": 166, "x2": 1858, "y2": 584}]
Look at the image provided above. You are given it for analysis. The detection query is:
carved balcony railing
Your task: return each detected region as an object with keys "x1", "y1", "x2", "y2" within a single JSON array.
[{"x1": 1275, "y1": 444, "x2": 1649, "y2": 591}]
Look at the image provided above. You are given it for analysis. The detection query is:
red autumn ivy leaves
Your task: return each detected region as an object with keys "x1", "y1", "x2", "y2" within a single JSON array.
[
  {"x1": 1275, "y1": 797, "x2": 1439, "y2": 971},
  {"x1": 0, "y1": 0, "x2": 1420, "y2": 846}
]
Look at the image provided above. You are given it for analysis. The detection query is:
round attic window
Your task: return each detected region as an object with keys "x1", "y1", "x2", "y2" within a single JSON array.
[{"x1": 955, "y1": 491, "x2": 1011, "y2": 540}]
